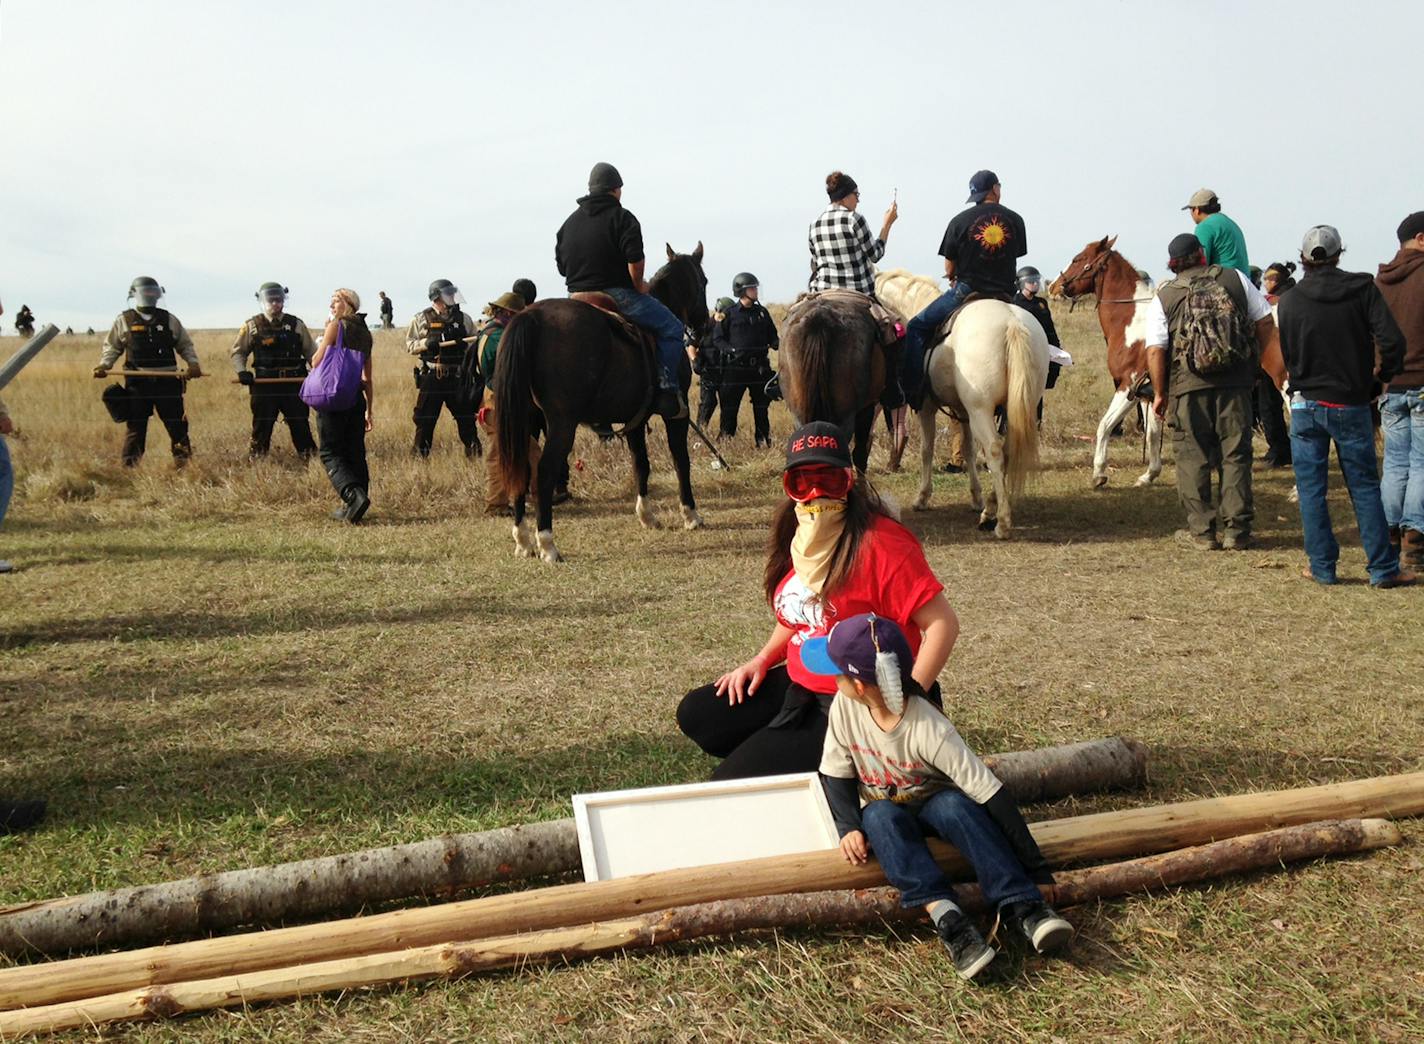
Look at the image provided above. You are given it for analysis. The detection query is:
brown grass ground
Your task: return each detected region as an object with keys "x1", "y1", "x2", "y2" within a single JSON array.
[{"x1": 1, "y1": 305, "x2": 1421, "y2": 1042}]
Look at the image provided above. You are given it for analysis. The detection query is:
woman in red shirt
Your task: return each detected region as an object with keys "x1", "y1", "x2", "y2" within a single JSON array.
[{"x1": 676, "y1": 421, "x2": 960, "y2": 779}]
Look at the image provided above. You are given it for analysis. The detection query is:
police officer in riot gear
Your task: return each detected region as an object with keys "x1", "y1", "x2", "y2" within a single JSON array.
[
  {"x1": 405, "y1": 279, "x2": 481, "y2": 457},
  {"x1": 1011, "y1": 265, "x2": 1064, "y2": 407},
  {"x1": 231, "y1": 282, "x2": 318, "y2": 459},
  {"x1": 697, "y1": 296, "x2": 734, "y2": 429},
  {"x1": 712, "y1": 272, "x2": 779, "y2": 446},
  {"x1": 94, "y1": 276, "x2": 202, "y2": 466}
]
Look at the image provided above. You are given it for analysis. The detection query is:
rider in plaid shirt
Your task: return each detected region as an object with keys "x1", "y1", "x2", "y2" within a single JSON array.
[{"x1": 809, "y1": 171, "x2": 899, "y2": 294}]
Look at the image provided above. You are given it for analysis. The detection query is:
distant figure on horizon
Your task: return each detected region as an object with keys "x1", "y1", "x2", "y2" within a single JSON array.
[
  {"x1": 378, "y1": 290, "x2": 394, "y2": 330},
  {"x1": 14, "y1": 305, "x2": 35, "y2": 338}
]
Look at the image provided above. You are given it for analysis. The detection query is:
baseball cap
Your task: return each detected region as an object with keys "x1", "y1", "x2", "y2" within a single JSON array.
[
  {"x1": 1182, "y1": 188, "x2": 1218, "y2": 211},
  {"x1": 1168, "y1": 233, "x2": 1204, "y2": 262},
  {"x1": 966, "y1": 169, "x2": 999, "y2": 204},
  {"x1": 784, "y1": 421, "x2": 852, "y2": 472},
  {"x1": 800, "y1": 613, "x2": 915, "y2": 684},
  {"x1": 1301, "y1": 225, "x2": 1343, "y2": 262}
]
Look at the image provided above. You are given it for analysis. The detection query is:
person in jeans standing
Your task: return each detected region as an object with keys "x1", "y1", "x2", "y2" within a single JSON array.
[
  {"x1": 1376, "y1": 211, "x2": 1424, "y2": 569},
  {"x1": 1277, "y1": 226, "x2": 1413, "y2": 588},
  {"x1": 315, "y1": 288, "x2": 374, "y2": 524}
]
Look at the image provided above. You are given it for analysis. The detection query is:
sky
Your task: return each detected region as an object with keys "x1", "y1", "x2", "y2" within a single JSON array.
[{"x1": 2, "y1": 0, "x2": 1422, "y2": 332}]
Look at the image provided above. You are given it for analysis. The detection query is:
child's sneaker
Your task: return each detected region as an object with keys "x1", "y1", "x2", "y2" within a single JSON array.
[
  {"x1": 1007, "y1": 901, "x2": 1073, "y2": 954},
  {"x1": 936, "y1": 912, "x2": 997, "y2": 980}
]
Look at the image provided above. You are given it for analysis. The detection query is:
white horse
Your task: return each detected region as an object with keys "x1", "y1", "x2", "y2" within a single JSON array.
[{"x1": 876, "y1": 269, "x2": 1051, "y2": 538}]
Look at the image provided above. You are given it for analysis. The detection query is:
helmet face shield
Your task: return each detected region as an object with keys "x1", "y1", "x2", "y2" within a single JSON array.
[
  {"x1": 1017, "y1": 275, "x2": 1042, "y2": 294},
  {"x1": 439, "y1": 286, "x2": 465, "y2": 307},
  {"x1": 130, "y1": 283, "x2": 165, "y2": 309},
  {"x1": 259, "y1": 286, "x2": 288, "y2": 311}
]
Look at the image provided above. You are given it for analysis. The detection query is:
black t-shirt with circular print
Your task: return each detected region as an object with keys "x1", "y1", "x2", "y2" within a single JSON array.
[{"x1": 938, "y1": 202, "x2": 1028, "y2": 296}]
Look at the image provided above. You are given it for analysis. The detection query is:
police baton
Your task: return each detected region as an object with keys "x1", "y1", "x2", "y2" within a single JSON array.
[
  {"x1": 98, "y1": 369, "x2": 203, "y2": 380},
  {"x1": 230, "y1": 377, "x2": 305, "y2": 384},
  {"x1": 687, "y1": 417, "x2": 731, "y2": 470},
  {"x1": 437, "y1": 336, "x2": 481, "y2": 347}
]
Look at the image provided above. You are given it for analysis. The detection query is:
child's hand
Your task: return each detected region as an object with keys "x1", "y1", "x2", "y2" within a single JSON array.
[{"x1": 839, "y1": 830, "x2": 868, "y2": 865}]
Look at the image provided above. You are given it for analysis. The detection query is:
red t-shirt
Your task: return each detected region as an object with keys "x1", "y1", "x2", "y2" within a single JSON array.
[{"x1": 773, "y1": 514, "x2": 944, "y2": 694}]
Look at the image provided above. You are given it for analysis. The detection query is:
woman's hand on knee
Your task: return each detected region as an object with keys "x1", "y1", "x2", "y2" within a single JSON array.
[
  {"x1": 839, "y1": 830, "x2": 868, "y2": 865},
  {"x1": 714, "y1": 655, "x2": 767, "y2": 705}
]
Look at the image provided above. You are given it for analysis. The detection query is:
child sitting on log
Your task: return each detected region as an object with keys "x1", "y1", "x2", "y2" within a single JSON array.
[{"x1": 808, "y1": 612, "x2": 1073, "y2": 980}]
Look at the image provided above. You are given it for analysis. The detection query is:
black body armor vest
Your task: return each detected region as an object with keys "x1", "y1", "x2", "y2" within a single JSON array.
[
  {"x1": 122, "y1": 308, "x2": 178, "y2": 369},
  {"x1": 249, "y1": 313, "x2": 308, "y2": 376}
]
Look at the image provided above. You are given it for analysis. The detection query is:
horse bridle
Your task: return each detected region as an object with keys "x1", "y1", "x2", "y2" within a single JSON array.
[{"x1": 1055, "y1": 251, "x2": 1114, "y2": 305}]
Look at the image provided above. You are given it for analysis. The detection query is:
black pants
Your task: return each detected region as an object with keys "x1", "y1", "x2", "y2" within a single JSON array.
[
  {"x1": 718, "y1": 362, "x2": 773, "y2": 444},
  {"x1": 413, "y1": 373, "x2": 480, "y2": 457},
  {"x1": 697, "y1": 373, "x2": 722, "y2": 428},
  {"x1": 250, "y1": 385, "x2": 315, "y2": 458},
  {"x1": 676, "y1": 665, "x2": 943, "y2": 781},
  {"x1": 1254, "y1": 370, "x2": 1291, "y2": 464},
  {"x1": 122, "y1": 377, "x2": 190, "y2": 465},
  {"x1": 317, "y1": 397, "x2": 369, "y2": 501}
]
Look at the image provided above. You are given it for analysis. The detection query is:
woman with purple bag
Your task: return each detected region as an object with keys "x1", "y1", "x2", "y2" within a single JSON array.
[{"x1": 313, "y1": 288, "x2": 374, "y2": 523}]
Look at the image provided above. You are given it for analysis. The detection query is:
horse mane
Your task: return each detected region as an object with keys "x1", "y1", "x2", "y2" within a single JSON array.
[{"x1": 874, "y1": 268, "x2": 943, "y2": 319}]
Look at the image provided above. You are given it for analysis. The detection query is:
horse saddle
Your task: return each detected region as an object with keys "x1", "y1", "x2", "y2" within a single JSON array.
[
  {"x1": 926, "y1": 289, "x2": 1014, "y2": 360},
  {"x1": 569, "y1": 292, "x2": 658, "y2": 356},
  {"x1": 789, "y1": 289, "x2": 902, "y2": 347}
]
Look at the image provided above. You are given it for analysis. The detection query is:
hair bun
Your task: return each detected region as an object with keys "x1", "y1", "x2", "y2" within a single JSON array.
[{"x1": 826, "y1": 171, "x2": 844, "y2": 192}]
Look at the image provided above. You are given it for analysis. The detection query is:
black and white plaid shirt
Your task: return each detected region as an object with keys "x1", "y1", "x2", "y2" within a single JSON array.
[{"x1": 807, "y1": 203, "x2": 885, "y2": 293}]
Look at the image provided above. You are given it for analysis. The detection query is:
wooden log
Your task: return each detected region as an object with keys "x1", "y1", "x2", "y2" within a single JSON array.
[
  {"x1": 0, "y1": 819, "x2": 1400, "y2": 1037},
  {"x1": 0, "y1": 738, "x2": 1146, "y2": 959},
  {"x1": 1, "y1": 771, "x2": 1419, "y2": 1011}
]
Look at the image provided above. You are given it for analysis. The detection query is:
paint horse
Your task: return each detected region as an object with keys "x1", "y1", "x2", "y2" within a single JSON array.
[
  {"x1": 875, "y1": 269, "x2": 1050, "y2": 538},
  {"x1": 1049, "y1": 237, "x2": 1164, "y2": 488}
]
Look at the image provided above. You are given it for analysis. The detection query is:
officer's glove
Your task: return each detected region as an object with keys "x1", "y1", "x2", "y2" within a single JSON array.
[
  {"x1": 237, "y1": 370, "x2": 254, "y2": 386},
  {"x1": 186, "y1": 362, "x2": 204, "y2": 379},
  {"x1": 92, "y1": 365, "x2": 108, "y2": 378}
]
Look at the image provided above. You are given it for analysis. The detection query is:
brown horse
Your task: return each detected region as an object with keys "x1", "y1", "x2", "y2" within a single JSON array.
[
  {"x1": 1050, "y1": 236, "x2": 1164, "y2": 489},
  {"x1": 778, "y1": 292, "x2": 885, "y2": 473},
  {"x1": 494, "y1": 244, "x2": 708, "y2": 562}
]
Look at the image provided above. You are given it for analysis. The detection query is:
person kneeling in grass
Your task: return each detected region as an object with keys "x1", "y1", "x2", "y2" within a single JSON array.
[{"x1": 808, "y1": 612, "x2": 1072, "y2": 981}]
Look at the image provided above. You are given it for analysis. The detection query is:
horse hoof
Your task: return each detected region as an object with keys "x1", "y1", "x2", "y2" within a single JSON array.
[
  {"x1": 978, "y1": 515, "x2": 998, "y2": 532},
  {"x1": 992, "y1": 525, "x2": 1011, "y2": 540},
  {"x1": 512, "y1": 524, "x2": 537, "y2": 558},
  {"x1": 1134, "y1": 472, "x2": 1158, "y2": 487},
  {"x1": 536, "y1": 529, "x2": 563, "y2": 563},
  {"x1": 912, "y1": 497, "x2": 931, "y2": 512},
  {"x1": 1091, "y1": 474, "x2": 1109, "y2": 489},
  {"x1": 635, "y1": 496, "x2": 660, "y2": 530},
  {"x1": 681, "y1": 506, "x2": 704, "y2": 530}
]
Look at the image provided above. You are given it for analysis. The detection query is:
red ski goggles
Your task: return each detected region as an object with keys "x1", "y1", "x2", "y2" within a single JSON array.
[{"x1": 783, "y1": 464, "x2": 854, "y2": 503}]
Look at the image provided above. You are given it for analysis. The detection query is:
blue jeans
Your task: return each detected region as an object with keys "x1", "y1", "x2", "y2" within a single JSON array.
[
  {"x1": 604, "y1": 287, "x2": 685, "y2": 390},
  {"x1": 1380, "y1": 390, "x2": 1424, "y2": 533},
  {"x1": 1289, "y1": 397, "x2": 1399, "y2": 584},
  {"x1": 903, "y1": 281, "x2": 973, "y2": 401},
  {"x1": 0, "y1": 436, "x2": 12, "y2": 527},
  {"x1": 860, "y1": 789, "x2": 1040, "y2": 911}
]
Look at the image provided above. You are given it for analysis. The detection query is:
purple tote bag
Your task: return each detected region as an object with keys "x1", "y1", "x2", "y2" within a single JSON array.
[{"x1": 300, "y1": 320, "x2": 364, "y2": 412}]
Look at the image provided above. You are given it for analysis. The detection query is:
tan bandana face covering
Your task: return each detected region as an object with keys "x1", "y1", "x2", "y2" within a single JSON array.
[{"x1": 790, "y1": 499, "x2": 847, "y2": 595}]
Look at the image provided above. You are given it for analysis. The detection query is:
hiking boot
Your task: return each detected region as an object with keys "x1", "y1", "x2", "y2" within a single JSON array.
[
  {"x1": 1005, "y1": 901, "x2": 1074, "y2": 955},
  {"x1": 935, "y1": 912, "x2": 997, "y2": 981},
  {"x1": 1175, "y1": 528, "x2": 1221, "y2": 551},
  {"x1": 1403, "y1": 529, "x2": 1424, "y2": 569},
  {"x1": 1221, "y1": 533, "x2": 1252, "y2": 551},
  {"x1": 1373, "y1": 569, "x2": 1417, "y2": 590},
  {"x1": 0, "y1": 797, "x2": 47, "y2": 834},
  {"x1": 942, "y1": 461, "x2": 967, "y2": 475},
  {"x1": 344, "y1": 487, "x2": 370, "y2": 525}
]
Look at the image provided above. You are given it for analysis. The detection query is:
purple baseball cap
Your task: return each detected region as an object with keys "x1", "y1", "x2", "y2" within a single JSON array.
[{"x1": 800, "y1": 613, "x2": 914, "y2": 683}]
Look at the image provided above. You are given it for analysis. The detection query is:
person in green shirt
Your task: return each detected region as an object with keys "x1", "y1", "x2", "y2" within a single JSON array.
[{"x1": 1184, "y1": 188, "x2": 1250, "y2": 275}]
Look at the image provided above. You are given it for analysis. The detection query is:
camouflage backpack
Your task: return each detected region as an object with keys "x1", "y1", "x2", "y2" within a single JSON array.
[{"x1": 1172, "y1": 267, "x2": 1254, "y2": 377}]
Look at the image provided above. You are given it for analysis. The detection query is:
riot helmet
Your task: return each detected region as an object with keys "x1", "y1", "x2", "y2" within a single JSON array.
[
  {"x1": 128, "y1": 275, "x2": 165, "y2": 310},
  {"x1": 715, "y1": 296, "x2": 736, "y2": 315},
  {"x1": 1015, "y1": 266, "x2": 1043, "y2": 293},
  {"x1": 428, "y1": 279, "x2": 465, "y2": 307},
  {"x1": 256, "y1": 281, "x2": 288, "y2": 314},
  {"x1": 732, "y1": 272, "x2": 759, "y2": 298}
]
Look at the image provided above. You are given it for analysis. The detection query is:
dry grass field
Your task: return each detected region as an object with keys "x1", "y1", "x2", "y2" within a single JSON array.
[{"x1": 1, "y1": 304, "x2": 1421, "y2": 1042}]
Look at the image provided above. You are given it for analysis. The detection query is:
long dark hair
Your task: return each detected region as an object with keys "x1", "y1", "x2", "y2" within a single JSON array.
[{"x1": 763, "y1": 476, "x2": 894, "y2": 603}]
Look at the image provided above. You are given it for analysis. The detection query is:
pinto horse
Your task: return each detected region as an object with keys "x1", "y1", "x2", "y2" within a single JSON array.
[
  {"x1": 876, "y1": 270, "x2": 1050, "y2": 538},
  {"x1": 1048, "y1": 236, "x2": 1164, "y2": 489},
  {"x1": 777, "y1": 291, "x2": 887, "y2": 473},
  {"x1": 494, "y1": 243, "x2": 708, "y2": 563},
  {"x1": 1051, "y1": 235, "x2": 1288, "y2": 490}
]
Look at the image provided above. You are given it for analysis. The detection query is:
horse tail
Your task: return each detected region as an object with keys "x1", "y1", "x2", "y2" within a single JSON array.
[
  {"x1": 495, "y1": 309, "x2": 538, "y2": 498},
  {"x1": 1002, "y1": 312, "x2": 1042, "y2": 497},
  {"x1": 796, "y1": 306, "x2": 844, "y2": 423}
]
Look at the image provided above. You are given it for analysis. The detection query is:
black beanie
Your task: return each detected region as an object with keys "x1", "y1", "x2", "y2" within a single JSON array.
[
  {"x1": 588, "y1": 162, "x2": 623, "y2": 195},
  {"x1": 1397, "y1": 211, "x2": 1424, "y2": 244}
]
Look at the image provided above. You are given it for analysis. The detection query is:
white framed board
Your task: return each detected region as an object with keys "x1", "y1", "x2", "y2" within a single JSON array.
[{"x1": 572, "y1": 772, "x2": 840, "y2": 882}]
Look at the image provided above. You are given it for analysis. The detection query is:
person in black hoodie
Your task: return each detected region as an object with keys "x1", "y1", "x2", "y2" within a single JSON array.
[
  {"x1": 555, "y1": 162, "x2": 688, "y2": 418},
  {"x1": 1276, "y1": 225, "x2": 1412, "y2": 587}
]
